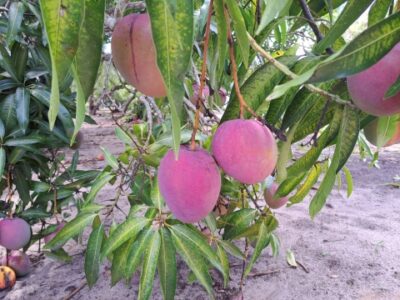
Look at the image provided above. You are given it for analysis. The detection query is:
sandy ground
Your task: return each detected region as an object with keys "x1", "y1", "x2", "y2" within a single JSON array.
[{"x1": 1, "y1": 114, "x2": 400, "y2": 300}]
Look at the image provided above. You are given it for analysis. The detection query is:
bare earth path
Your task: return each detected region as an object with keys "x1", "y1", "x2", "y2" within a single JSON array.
[{"x1": 1, "y1": 115, "x2": 399, "y2": 300}]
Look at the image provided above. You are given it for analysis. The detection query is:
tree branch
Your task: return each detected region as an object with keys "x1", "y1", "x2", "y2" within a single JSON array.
[
  {"x1": 298, "y1": 0, "x2": 334, "y2": 55},
  {"x1": 247, "y1": 34, "x2": 355, "y2": 108}
]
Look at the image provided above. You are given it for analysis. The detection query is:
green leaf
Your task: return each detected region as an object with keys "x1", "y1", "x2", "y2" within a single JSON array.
[
  {"x1": 256, "y1": 0, "x2": 293, "y2": 35},
  {"x1": 11, "y1": 43, "x2": 29, "y2": 81},
  {"x1": 0, "y1": 44, "x2": 19, "y2": 82},
  {"x1": 289, "y1": 164, "x2": 322, "y2": 205},
  {"x1": 14, "y1": 166, "x2": 31, "y2": 205},
  {"x1": 111, "y1": 238, "x2": 135, "y2": 286},
  {"x1": 244, "y1": 222, "x2": 271, "y2": 277},
  {"x1": 138, "y1": 230, "x2": 161, "y2": 300},
  {"x1": 72, "y1": 0, "x2": 105, "y2": 142},
  {"x1": 101, "y1": 217, "x2": 149, "y2": 259},
  {"x1": 225, "y1": 0, "x2": 250, "y2": 68},
  {"x1": 85, "y1": 172, "x2": 114, "y2": 203},
  {"x1": 85, "y1": 224, "x2": 104, "y2": 288},
  {"x1": 309, "y1": 106, "x2": 356, "y2": 218},
  {"x1": 221, "y1": 208, "x2": 257, "y2": 240},
  {"x1": 0, "y1": 148, "x2": 5, "y2": 179},
  {"x1": 216, "y1": 244, "x2": 229, "y2": 287},
  {"x1": 39, "y1": 0, "x2": 84, "y2": 128},
  {"x1": 146, "y1": 0, "x2": 194, "y2": 156},
  {"x1": 310, "y1": 12, "x2": 400, "y2": 82},
  {"x1": 0, "y1": 119, "x2": 5, "y2": 139},
  {"x1": 124, "y1": 226, "x2": 153, "y2": 279},
  {"x1": 170, "y1": 224, "x2": 226, "y2": 282},
  {"x1": 4, "y1": 136, "x2": 41, "y2": 146},
  {"x1": 44, "y1": 248, "x2": 72, "y2": 263},
  {"x1": 286, "y1": 107, "x2": 343, "y2": 178},
  {"x1": 314, "y1": 0, "x2": 374, "y2": 54},
  {"x1": 19, "y1": 208, "x2": 51, "y2": 220},
  {"x1": 213, "y1": 0, "x2": 228, "y2": 82},
  {"x1": 335, "y1": 107, "x2": 359, "y2": 171},
  {"x1": 6, "y1": 1, "x2": 25, "y2": 46},
  {"x1": 115, "y1": 127, "x2": 132, "y2": 145},
  {"x1": 0, "y1": 93, "x2": 17, "y2": 132},
  {"x1": 15, "y1": 87, "x2": 30, "y2": 133},
  {"x1": 265, "y1": 56, "x2": 322, "y2": 124},
  {"x1": 342, "y1": 166, "x2": 353, "y2": 198},
  {"x1": 368, "y1": 0, "x2": 392, "y2": 27},
  {"x1": 151, "y1": 177, "x2": 164, "y2": 210},
  {"x1": 275, "y1": 172, "x2": 307, "y2": 198},
  {"x1": 171, "y1": 227, "x2": 214, "y2": 298},
  {"x1": 30, "y1": 87, "x2": 75, "y2": 137},
  {"x1": 45, "y1": 213, "x2": 96, "y2": 250},
  {"x1": 385, "y1": 75, "x2": 400, "y2": 98},
  {"x1": 221, "y1": 56, "x2": 297, "y2": 122},
  {"x1": 286, "y1": 249, "x2": 297, "y2": 267},
  {"x1": 158, "y1": 228, "x2": 176, "y2": 300},
  {"x1": 100, "y1": 147, "x2": 118, "y2": 170},
  {"x1": 217, "y1": 240, "x2": 245, "y2": 260}
]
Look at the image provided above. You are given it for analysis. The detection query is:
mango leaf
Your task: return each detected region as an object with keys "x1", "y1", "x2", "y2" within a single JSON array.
[
  {"x1": 138, "y1": 230, "x2": 161, "y2": 300},
  {"x1": 146, "y1": 0, "x2": 193, "y2": 156},
  {"x1": 101, "y1": 217, "x2": 149, "y2": 259},
  {"x1": 45, "y1": 212, "x2": 96, "y2": 250},
  {"x1": 310, "y1": 12, "x2": 400, "y2": 82},
  {"x1": 244, "y1": 222, "x2": 271, "y2": 277},
  {"x1": 385, "y1": 75, "x2": 400, "y2": 98},
  {"x1": 0, "y1": 148, "x2": 5, "y2": 179},
  {"x1": 289, "y1": 164, "x2": 322, "y2": 205},
  {"x1": 111, "y1": 238, "x2": 135, "y2": 286},
  {"x1": 225, "y1": 0, "x2": 249, "y2": 68},
  {"x1": 217, "y1": 240, "x2": 245, "y2": 260},
  {"x1": 265, "y1": 56, "x2": 322, "y2": 124},
  {"x1": 39, "y1": 0, "x2": 84, "y2": 128},
  {"x1": 216, "y1": 244, "x2": 229, "y2": 287},
  {"x1": 342, "y1": 166, "x2": 353, "y2": 198},
  {"x1": 310, "y1": 106, "x2": 356, "y2": 218},
  {"x1": 313, "y1": 0, "x2": 374, "y2": 54},
  {"x1": 125, "y1": 227, "x2": 153, "y2": 279},
  {"x1": 256, "y1": 0, "x2": 292, "y2": 35},
  {"x1": 100, "y1": 147, "x2": 119, "y2": 170},
  {"x1": 221, "y1": 208, "x2": 257, "y2": 240},
  {"x1": 368, "y1": 0, "x2": 392, "y2": 27},
  {"x1": 0, "y1": 44, "x2": 19, "y2": 82},
  {"x1": 286, "y1": 107, "x2": 343, "y2": 178},
  {"x1": 0, "y1": 93, "x2": 17, "y2": 132},
  {"x1": 11, "y1": 43, "x2": 29, "y2": 81},
  {"x1": 275, "y1": 172, "x2": 307, "y2": 198},
  {"x1": 221, "y1": 56, "x2": 297, "y2": 122},
  {"x1": 158, "y1": 228, "x2": 177, "y2": 300},
  {"x1": 335, "y1": 107, "x2": 359, "y2": 171},
  {"x1": 213, "y1": 0, "x2": 228, "y2": 82},
  {"x1": 85, "y1": 223, "x2": 104, "y2": 288},
  {"x1": 72, "y1": 0, "x2": 105, "y2": 142},
  {"x1": 15, "y1": 87, "x2": 30, "y2": 133},
  {"x1": 13, "y1": 166, "x2": 31, "y2": 205},
  {"x1": 84, "y1": 172, "x2": 114, "y2": 203},
  {"x1": 170, "y1": 224, "x2": 226, "y2": 282},
  {"x1": 170, "y1": 227, "x2": 214, "y2": 297},
  {"x1": 374, "y1": 115, "x2": 398, "y2": 147},
  {"x1": 0, "y1": 119, "x2": 4, "y2": 139},
  {"x1": 30, "y1": 87, "x2": 75, "y2": 137},
  {"x1": 6, "y1": 1, "x2": 25, "y2": 46}
]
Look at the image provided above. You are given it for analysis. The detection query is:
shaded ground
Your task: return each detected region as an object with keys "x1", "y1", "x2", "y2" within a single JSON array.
[{"x1": 1, "y1": 114, "x2": 400, "y2": 300}]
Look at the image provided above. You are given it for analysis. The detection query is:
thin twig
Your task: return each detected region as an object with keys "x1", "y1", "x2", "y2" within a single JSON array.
[
  {"x1": 247, "y1": 34, "x2": 355, "y2": 108},
  {"x1": 190, "y1": 0, "x2": 214, "y2": 150},
  {"x1": 248, "y1": 269, "x2": 281, "y2": 278},
  {"x1": 63, "y1": 280, "x2": 87, "y2": 300}
]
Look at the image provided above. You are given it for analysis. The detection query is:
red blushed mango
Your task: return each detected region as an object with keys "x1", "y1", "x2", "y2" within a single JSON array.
[
  {"x1": 211, "y1": 119, "x2": 278, "y2": 184},
  {"x1": 347, "y1": 43, "x2": 400, "y2": 116},
  {"x1": 0, "y1": 218, "x2": 31, "y2": 250},
  {"x1": 111, "y1": 13, "x2": 166, "y2": 97},
  {"x1": 0, "y1": 266, "x2": 16, "y2": 290},
  {"x1": 364, "y1": 119, "x2": 400, "y2": 147},
  {"x1": 264, "y1": 183, "x2": 289, "y2": 209},
  {"x1": 158, "y1": 146, "x2": 221, "y2": 223},
  {"x1": 1, "y1": 251, "x2": 31, "y2": 277}
]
